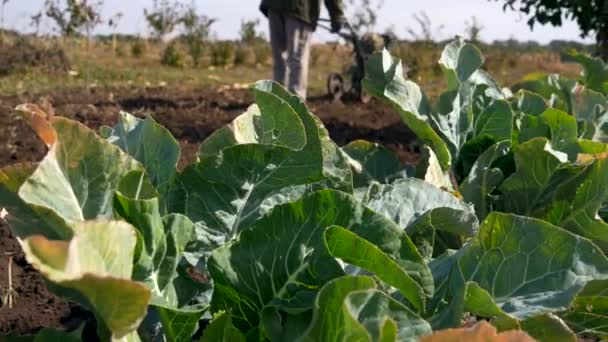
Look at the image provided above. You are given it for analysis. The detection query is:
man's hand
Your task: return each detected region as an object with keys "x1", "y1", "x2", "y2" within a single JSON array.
[{"x1": 331, "y1": 16, "x2": 345, "y2": 33}]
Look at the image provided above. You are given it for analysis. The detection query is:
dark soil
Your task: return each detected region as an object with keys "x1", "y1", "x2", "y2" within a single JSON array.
[
  {"x1": 0, "y1": 222, "x2": 73, "y2": 335},
  {"x1": 0, "y1": 85, "x2": 418, "y2": 335}
]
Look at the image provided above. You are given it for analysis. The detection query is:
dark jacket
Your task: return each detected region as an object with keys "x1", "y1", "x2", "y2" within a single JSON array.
[{"x1": 260, "y1": 0, "x2": 344, "y2": 28}]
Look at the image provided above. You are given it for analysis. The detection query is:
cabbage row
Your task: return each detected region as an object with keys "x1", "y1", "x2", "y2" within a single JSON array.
[{"x1": 2, "y1": 39, "x2": 608, "y2": 341}]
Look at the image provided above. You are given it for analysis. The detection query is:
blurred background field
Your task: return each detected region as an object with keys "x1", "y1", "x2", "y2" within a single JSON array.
[
  {"x1": 0, "y1": 27, "x2": 587, "y2": 99},
  {"x1": 1, "y1": 0, "x2": 607, "y2": 335}
]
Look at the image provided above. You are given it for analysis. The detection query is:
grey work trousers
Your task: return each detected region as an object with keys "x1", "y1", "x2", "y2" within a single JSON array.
[{"x1": 267, "y1": 10, "x2": 313, "y2": 99}]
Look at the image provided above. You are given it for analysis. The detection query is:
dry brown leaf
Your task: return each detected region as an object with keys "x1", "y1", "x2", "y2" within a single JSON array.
[
  {"x1": 26, "y1": 235, "x2": 70, "y2": 269},
  {"x1": 15, "y1": 104, "x2": 57, "y2": 147},
  {"x1": 576, "y1": 151, "x2": 608, "y2": 165},
  {"x1": 420, "y1": 321, "x2": 536, "y2": 342}
]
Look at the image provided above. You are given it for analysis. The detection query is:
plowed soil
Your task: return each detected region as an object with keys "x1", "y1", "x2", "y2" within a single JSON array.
[{"x1": 0, "y1": 85, "x2": 418, "y2": 335}]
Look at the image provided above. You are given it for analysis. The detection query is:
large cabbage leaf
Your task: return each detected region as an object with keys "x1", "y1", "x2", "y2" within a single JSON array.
[{"x1": 208, "y1": 190, "x2": 431, "y2": 335}]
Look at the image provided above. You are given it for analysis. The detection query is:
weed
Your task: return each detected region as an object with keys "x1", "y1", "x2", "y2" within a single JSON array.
[{"x1": 0, "y1": 254, "x2": 16, "y2": 311}]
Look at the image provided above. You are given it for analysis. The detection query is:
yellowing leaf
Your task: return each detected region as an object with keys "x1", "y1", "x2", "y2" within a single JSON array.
[
  {"x1": 420, "y1": 321, "x2": 536, "y2": 342},
  {"x1": 21, "y1": 220, "x2": 151, "y2": 339}
]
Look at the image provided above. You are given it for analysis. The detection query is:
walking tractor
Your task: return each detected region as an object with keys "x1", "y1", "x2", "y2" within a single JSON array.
[{"x1": 318, "y1": 17, "x2": 395, "y2": 103}]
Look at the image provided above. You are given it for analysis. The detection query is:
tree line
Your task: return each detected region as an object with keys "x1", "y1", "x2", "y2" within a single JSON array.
[{"x1": 0, "y1": 0, "x2": 606, "y2": 60}]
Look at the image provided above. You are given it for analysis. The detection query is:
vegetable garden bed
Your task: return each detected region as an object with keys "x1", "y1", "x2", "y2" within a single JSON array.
[{"x1": 1, "y1": 38, "x2": 608, "y2": 341}]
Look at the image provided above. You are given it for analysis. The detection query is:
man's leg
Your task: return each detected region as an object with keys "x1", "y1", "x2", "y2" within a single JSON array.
[
  {"x1": 267, "y1": 10, "x2": 287, "y2": 85},
  {"x1": 285, "y1": 16, "x2": 313, "y2": 99}
]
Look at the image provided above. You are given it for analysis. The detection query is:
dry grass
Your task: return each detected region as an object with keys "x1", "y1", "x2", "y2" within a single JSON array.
[
  {"x1": 0, "y1": 254, "x2": 16, "y2": 311},
  {"x1": 0, "y1": 37, "x2": 582, "y2": 100}
]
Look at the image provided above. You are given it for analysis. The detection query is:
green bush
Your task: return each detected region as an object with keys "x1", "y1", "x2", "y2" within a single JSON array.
[
  {"x1": 210, "y1": 41, "x2": 236, "y2": 67},
  {"x1": 115, "y1": 43, "x2": 125, "y2": 57},
  {"x1": 131, "y1": 39, "x2": 146, "y2": 58},
  {"x1": 185, "y1": 38, "x2": 204, "y2": 67},
  {"x1": 161, "y1": 42, "x2": 184, "y2": 67},
  {"x1": 252, "y1": 41, "x2": 271, "y2": 65},
  {"x1": 234, "y1": 44, "x2": 256, "y2": 66}
]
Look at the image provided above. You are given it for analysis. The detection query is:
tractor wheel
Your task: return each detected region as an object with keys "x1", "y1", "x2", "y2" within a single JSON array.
[{"x1": 327, "y1": 73, "x2": 345, "y2": 102}]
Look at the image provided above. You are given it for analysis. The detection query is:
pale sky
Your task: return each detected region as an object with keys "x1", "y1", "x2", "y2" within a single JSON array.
[{"x1": 2, "y1": 0, "x2": 596, "y2": 44}]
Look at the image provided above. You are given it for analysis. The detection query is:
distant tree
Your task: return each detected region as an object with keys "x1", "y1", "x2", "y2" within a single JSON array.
[
  {"x1": 43, "y1": 0, "x2": 104, "y2": 38},
  {"x1": 465, "y1": 16, "x2": 484, "y2": 43},
  {"x1": 31, "y1": 13, "x2": 43, "y2": 36},
  {"x1": 1, "y1": 0, "x2": 10, "y2": 30},
  {"x1": 406, "y1": 11, "x2": 444, "y2": 42},
  {"x1": 548, "y1": 39, "x2": 595, "y2": 54},
  {"x1": 108, "y1": 12, "x2": 123, "y2": 52},
  {"x1": 144, "y1": 0, "x2": 181, "y2": 41},
  {"x1": 239, "y1": 18, "x2": 265, "y2": 45},
  {"x1": 492, "y1": 0, "x2": 608, "y2": 60},
  {"x1": 179, "y1": 3, "x2": 215, "y2": 67},
  {"x1": 347, "y1": 0, "x2": 383, "y2": 33},
  {"x1": 383, "y1": 24, "x2": 398, "y2": 40}
]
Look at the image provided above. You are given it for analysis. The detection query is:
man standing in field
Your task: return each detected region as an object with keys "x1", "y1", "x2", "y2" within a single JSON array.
[{"x1": 260, "y1": 0, "x2": 345, "y2": 99}]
